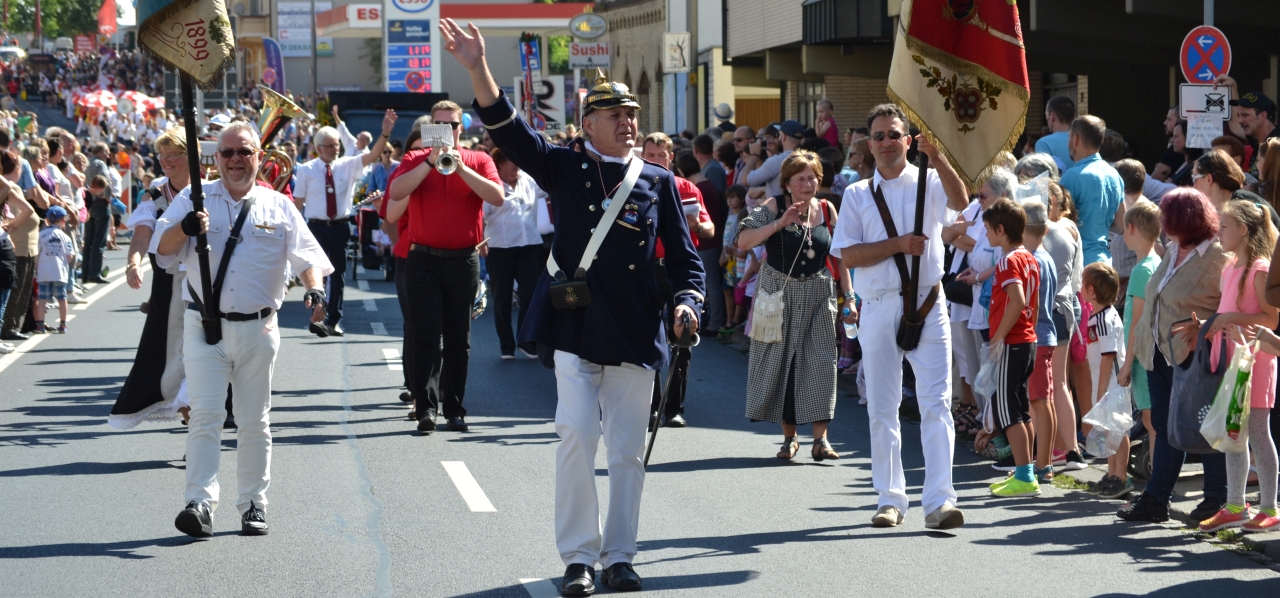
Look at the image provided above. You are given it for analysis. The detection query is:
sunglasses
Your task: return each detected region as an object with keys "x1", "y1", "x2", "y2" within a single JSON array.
[
  {"x1": 218, "y1": 148, "x2": 256, "y2": 158},
  {"x1": 733, "y1": 137, "x2": 748, "y2": 143},
  {"x1": 870, "y1": 130, "x2": 906, "y2": 142},
  {"x1": 438, "y1": 122, "x2": 461, "y2": 129},
  {"x1": 1192, "y1": 172, "x2": 1206, "y2": 181}
]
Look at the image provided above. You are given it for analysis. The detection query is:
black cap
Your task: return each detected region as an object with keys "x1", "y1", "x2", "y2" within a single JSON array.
[
  {"x1": 1230, "y1": 91, "x2": 1276, "y2": 117},
  {"x1": 779, "y1": 120, "x2": 804, "y2": 139},
  {"x1": 582, "y1": 68, "x2": 640, "y2": 117}
]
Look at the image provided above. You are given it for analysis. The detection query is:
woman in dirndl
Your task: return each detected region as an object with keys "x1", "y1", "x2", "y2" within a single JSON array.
[
  {"x1": 736, "y1": 150, "x2": 856, "y2": 461},
  {"x1": 109, "y1": 127, "x2": 193, "y2": 428}
]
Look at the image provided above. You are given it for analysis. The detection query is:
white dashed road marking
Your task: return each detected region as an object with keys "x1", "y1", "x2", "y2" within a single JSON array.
[
  {"x1": 441, "y1": 461, "x2": 496, "y2": 512},
  {"x1": 381, "y1": 348, "x2": 402, "y2": 371},
  {"x1": 363, "y1": 299, "x2": 378, "y2": 312},
  {"x1": 370, "y1": 322, "x2": 387, "y2": 335},
  {"x1": 357, "y1": 280, "x2": 369, "y2": 291}
]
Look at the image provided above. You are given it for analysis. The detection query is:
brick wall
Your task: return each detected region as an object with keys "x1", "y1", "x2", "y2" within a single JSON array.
[
  {"x1": 597, "y1": 0, "x2": 666, "y2": 134},
  {"x1": 1026, "y1": 71, "x2": 1045, "y2": 138},
  {"x1": 822, "y1": 75, "x2": 889, "y2": 135}
]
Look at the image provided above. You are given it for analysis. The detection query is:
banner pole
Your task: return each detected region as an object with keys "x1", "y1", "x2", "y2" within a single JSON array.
[{"x1": 180, "y1": 74, "x2": 218, "y2": 343}]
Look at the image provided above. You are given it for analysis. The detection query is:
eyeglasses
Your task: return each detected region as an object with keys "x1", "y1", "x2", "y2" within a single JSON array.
[
  {"x1": 218, "y1": 148, "x2": 256, "y2": 158},
  {"x1": 158, "y1": 152, "x2": 184, "y2": 161},
  {"x1": 733, "y1": 137, "x2": 748, "y2": 143},
  {"x1": 318, "y1": 143, "x2": 340, "y2": 150},
  {"x1": 382, "y1": 150, "x2": 392, "y2": 155},
  {"x1": 870, "y1": 130, "x2": 906, "y2": 142},
  {"x1": 438, "y1": 122, "x2": 460, "y2": 129}
]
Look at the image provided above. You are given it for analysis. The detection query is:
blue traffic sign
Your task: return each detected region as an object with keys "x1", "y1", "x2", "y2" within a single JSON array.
[{"x1": 1180, "y1": 25, "x2": 1231, "y2": 83}]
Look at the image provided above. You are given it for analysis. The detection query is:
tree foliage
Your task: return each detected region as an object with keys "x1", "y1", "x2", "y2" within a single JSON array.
[{"x1": 4, "y1": 0, "x2": 118, "y2": 40}]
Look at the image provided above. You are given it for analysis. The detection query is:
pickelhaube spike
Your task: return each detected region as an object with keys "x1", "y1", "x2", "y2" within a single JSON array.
[{"x1": 582, "y1": 67, "x2": 640, "y2": 117}]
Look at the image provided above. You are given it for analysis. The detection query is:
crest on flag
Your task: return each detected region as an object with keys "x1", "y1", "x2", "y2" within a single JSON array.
[
  {"x1": 136, "y1": 0, "x2": 236, "y2": 90},
  {"x1": 887, "y1": 0, "x2": 1029, "y2": 188}
]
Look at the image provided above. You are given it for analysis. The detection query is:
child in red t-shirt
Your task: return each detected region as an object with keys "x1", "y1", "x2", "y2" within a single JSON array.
[{"x1": 983, "y1": 199, "x2": 1041, "y2": 497}]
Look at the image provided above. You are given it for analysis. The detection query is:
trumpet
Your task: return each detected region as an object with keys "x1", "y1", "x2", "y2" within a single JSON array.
[
  {"x1": 435, "y1": 147, "x2": 460, "y2": 175},
  {"x1": 421, "y1": 124, "x2": 460, "y2": 176}
]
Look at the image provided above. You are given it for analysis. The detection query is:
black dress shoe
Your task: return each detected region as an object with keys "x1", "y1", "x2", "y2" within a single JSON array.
[
  {"x1": 602, "y1": 562, "x2": 642, "y2": 592},
  {"x1": 309, "y1": 321, "x2": 330, "y2": 338},
  {"x1": 417, "y1": 418, "x2": 436, "y2": 435},
  {"x1": 399, "y1": 391, "x2": 413, "y2": 403},
  {"x1": 407, "y1": 408, "x2": 417, "y2": 420},
  {"x1": 1189, "y1": 497, "x2": 1226, "y2": 523},
  {"x1": 329, "y1": 323, "x2": 344, "y2": 337},
  {"x1": 445, "y1": 417, "x2": 469, "y2": 432},
  {"x1": 1117, "y1": 492, "x2": 1169, "y2": 523},
  {"x1": 241, "y1": 501, "x2": 269, "y2": 536},
  {"x1": 175, "y1": 501, "x2": 213, "y2": 537},
  {"x1": 0, "y1": 330, "x2": 29, "y2": 341},
  {"x1": 560, "y1": 563, "x2": 596, "y2": 597},
  {"x1": 665, "y1": 413, "x2": 687, "y2": 428}
]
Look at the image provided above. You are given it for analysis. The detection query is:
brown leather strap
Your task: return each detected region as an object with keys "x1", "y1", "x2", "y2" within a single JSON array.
[
  {"x1": 870, "y1": 184, "x2": 916, "y2": 317},
  {"x1": 917, "y1": 283, "x2": 941, "y2": 320}
]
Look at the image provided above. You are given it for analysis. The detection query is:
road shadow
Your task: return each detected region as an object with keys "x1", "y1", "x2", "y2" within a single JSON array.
[
  {"x1": 0, "y1": 460, "x2": 177, "y2": 477},
  {"x1": 0, "y1": 536, "x2": 192, "y2": 560},
  {"x1": 644, "y1": 456, "x2": 787, "y2": 474}
]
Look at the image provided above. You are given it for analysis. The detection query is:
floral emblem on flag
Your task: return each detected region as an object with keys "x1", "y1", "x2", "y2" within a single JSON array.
[{"x1": 912, "y1": 55, "x2": 1003, "y2": 134}]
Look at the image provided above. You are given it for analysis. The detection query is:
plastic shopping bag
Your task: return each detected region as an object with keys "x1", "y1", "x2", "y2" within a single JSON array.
[
  {"x1": 1201, "y1": 339, "x2": 1255, "y2": 453},
  {"x1": 1082, "y1": 384, "x2": 1134, "y2": 459},
  {"x1": 974, "y1": 342, "x2": 1003, "y2": 434}
]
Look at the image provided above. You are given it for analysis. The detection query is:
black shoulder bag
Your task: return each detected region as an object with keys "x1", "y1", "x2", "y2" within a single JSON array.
[{"x1": 188, "y1": 197, "x2": 257, "y2": 344}]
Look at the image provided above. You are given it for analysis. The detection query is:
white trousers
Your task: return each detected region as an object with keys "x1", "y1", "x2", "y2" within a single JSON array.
[
  {"x1": 859, "y1": 293, "x2": 958, "y2": 515},
  {"x1": 553, "y1": 351, "x2": 654, "y2": 568},
  {"x1": 182, "y1": 310, "x2": 280, "y2": 515}
]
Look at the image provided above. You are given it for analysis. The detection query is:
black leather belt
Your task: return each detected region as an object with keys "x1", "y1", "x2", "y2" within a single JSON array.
[
  {"x1": 410, "y1": 244, "x2": 476, "y2": 258},
  {"x1": 189, "y1": 304, "x2": 274, "y2": 321},
  {"x1": 308, "y1": 217, "x2": 350, "y2": 226}
]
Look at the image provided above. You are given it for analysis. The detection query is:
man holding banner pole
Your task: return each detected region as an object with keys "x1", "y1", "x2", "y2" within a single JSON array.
[{"x1": 831, "y1": 0, "x2": 1030, "y2": 530}]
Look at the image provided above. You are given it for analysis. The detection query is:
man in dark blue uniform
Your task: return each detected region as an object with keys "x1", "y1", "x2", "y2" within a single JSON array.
[{"x1": 442, "y1": 19, "x2": 705, "y2": 597}]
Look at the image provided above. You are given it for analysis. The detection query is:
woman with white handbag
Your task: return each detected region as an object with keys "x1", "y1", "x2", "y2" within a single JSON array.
[{"x1": 736, "y1": 151, "x2": 854, "y2": 461}]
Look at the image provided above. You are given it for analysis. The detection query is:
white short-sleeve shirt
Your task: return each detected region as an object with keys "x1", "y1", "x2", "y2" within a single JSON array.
[
  {"x1": 294, "y1": 155, "x2": 366, "y2": 221},
  {"x1": 829, "y1": 164, "x2": 956, "y2": 301}
]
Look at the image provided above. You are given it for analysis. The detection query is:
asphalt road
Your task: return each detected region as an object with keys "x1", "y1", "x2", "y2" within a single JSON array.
[{"x1": 2, "y1": 248, "x2": 1279, "y2": 597}]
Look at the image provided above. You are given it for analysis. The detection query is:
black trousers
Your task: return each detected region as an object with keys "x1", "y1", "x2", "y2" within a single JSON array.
[
  {"x1": 81, "y1": 212, "x2": 109, "y2": 280},
  {"x1": 406, "y1": 250, "x2": 479, "y2": 421},
  {"x1": 308, "y1": 221, "x2": 349, "y2": 326},
  {"x1": 2, "y1": 256, "x2": 33, "y2": 334},
  {"x1": 649, "y1": 262, "x2": 690, "y2": 418},
  {"x1": 394, "y1": 256, "x2": 415, "y2": 394},
  {"x1": 486, "y1": 244, "x2": 540, "y2": 355}
]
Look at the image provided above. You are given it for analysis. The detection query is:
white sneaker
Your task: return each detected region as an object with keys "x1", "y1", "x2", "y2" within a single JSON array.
[
  {"x1": 67, "y1": 294, "x2": 86, "y2": 304},
  {"x1": 0, "y1": 343, "x2": 14, "y2": 354}
]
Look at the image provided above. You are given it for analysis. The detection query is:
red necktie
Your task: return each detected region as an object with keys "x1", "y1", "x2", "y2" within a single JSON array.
[{"x1": 325, "y1": 163, "x2": 337, "y2": 219}]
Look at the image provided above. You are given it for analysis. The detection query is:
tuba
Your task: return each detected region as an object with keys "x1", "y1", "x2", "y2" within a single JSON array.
[{"x1": 256, "y1": 85, "x2": 311, "y2": 192}]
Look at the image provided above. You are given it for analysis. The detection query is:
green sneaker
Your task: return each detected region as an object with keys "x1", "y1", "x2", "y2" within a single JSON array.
[
  {"x1": 989, "y1": 474, "x2": 1014, "y2": 492},
  {"x1": 992, "y1": 477, "x2": 1041, "y2": 497}
]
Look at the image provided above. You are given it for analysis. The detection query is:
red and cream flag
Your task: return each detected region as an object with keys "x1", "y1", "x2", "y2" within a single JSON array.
[{"x1": 887, "y1": 0, "x2": 1030, "y2": 188}]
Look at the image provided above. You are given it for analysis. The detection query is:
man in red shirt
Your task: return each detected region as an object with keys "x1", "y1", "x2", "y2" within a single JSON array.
[
  {"x1": 639, "y1": 133, "x2": 712, "y2": 429},
  {"x1": 379, "y1": 119, "x2": 428, "y2": 408},
  {"x1": 386, "y1": 101, "x2": 504, "y2": 434}
]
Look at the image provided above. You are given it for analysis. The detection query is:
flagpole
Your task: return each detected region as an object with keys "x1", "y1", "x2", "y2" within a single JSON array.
[
  {"x1": 180, "y1": 74, "x2": 218, "y2": 343},
  {"x1": 910, "y1": 150, "x2": 928, "y2": 306}
]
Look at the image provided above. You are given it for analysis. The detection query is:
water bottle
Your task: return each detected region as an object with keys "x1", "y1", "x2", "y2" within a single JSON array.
[{"x1": 842, "y1": 307, "x2": 858, "y2": 339}]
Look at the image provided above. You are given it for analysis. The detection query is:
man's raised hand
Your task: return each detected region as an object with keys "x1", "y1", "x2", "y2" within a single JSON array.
[{"x1": 439, "y1": 19, "x2": 486, "y2": 72}]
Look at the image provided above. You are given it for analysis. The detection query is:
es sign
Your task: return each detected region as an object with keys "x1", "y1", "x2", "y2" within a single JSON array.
[{"x1": 568, "y1": 42, "x2": 610, "y2": 69}]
